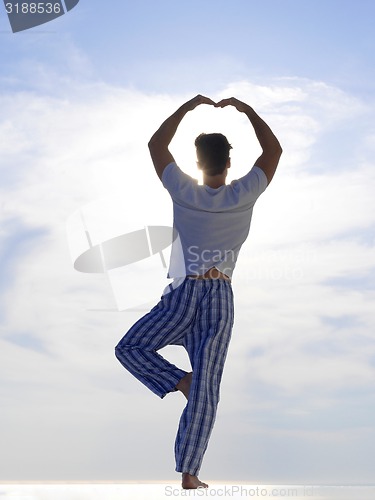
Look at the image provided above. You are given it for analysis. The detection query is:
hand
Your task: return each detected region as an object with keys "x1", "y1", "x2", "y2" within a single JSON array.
[
  {"x1": 215, "y1": 97, "x2": 252, "y2": 113},
  {"x1": 183, "y1": 94, "x2": 216, "y2": 112}
]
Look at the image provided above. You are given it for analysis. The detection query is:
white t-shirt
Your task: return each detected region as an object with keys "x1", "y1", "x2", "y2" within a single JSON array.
[{"x1": 162, "y1": 162, "x2": 268, "y2": 279}]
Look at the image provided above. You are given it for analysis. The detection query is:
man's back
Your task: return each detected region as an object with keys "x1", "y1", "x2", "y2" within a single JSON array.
[{"x1": 162, "y1": 162, "x2": 269, "y2": 278}]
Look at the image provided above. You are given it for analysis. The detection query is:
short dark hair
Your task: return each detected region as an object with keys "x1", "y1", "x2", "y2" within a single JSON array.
[{"x1": 195, "y1": 133, "x2": 232, "y2": 176}]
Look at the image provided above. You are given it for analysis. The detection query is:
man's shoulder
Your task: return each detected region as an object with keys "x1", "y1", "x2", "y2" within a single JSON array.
[
  {"x1": 162, "y1": 162, "x2": 199, "y2": 190},
  {"x1": 230, "y1": 166, "x2": 268, "y2": 192},
  {"x1": 231, "y1": 165, "x2": 267, "y2": 184}
]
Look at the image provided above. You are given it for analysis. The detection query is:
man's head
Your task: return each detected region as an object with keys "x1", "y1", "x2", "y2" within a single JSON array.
[{"x1": 195, "y1": 133, "x2": 232, "y2": 176}]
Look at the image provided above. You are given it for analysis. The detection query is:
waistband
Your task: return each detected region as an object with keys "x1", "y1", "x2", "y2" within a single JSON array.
[
  {"x1": 163, "y1": 274, "x2": 232, "y2": 296},
  {"x1": 186, "y1": 268, "x2": 231, "y2": 281}
]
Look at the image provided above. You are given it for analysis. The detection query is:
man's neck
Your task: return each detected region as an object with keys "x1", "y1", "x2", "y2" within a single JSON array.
[{"x1": 203, "y1": 173, "x2": 227, "y2": 189}]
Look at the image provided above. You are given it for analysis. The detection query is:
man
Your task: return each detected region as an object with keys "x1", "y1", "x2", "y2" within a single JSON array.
[{"x1": 115, "y1": 95, "x2": 282, "y2": 489}]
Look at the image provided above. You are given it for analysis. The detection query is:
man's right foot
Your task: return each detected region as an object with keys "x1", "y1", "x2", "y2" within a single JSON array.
[{"x1": 182, "y1": 472, "x2": 208, "y2": 489}]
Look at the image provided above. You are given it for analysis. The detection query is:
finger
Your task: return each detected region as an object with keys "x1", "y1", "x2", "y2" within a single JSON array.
[
  {"x1": 214, "y1": 98, "x2": 231, "y2": 108},
  {"x1": 205, "y1": 98, "x2": 216, "y2": 105},
  {"x1": 189, "y1": 95, "x2": 215, "y2": 110},
  {"x1": 198, "y1": 95, "x2": 216, "y2": 106}
]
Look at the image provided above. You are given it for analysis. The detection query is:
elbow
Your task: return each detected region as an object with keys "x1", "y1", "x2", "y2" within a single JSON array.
[
  {"x1": 148, "y1": 138, "x2": 157, "y2": 157},
  {"x1": 265, "y1": 140, "x2": 282, "y2": 158},
  {"x1": 274, "y1": 143, "x2": 283, "y2": 160},
  {"x1": 148, "y1": 137, "x2": 156, "y2": 150},
  {"x1": 148, "y1": 131, "x2": 159, "y2": 147}
]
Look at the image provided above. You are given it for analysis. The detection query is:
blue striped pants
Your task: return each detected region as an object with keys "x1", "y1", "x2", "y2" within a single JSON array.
[{"x1": 115, "y1": 277, "x2": 234, "y2": 476}]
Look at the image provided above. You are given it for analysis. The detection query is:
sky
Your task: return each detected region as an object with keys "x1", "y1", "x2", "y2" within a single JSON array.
[{"x1": 0, "y1": 0, "x2": 375, "y2": 487}]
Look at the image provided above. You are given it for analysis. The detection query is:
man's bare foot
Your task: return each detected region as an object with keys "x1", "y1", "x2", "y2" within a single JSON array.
[
  {"x1": 182, "y1": 472, "x2": 208, "y2": 489},
  {"x1": 175, "y1": 372, "x2": 192, "y2": 399}
]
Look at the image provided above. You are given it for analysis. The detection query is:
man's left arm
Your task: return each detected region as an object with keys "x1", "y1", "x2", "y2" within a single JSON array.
[
  {"x1": 148, "y1": 95, "x2": 215, "y2": 180},
  {"x1": 215, "y1": 97, "x2": 282, "y2": 185}
]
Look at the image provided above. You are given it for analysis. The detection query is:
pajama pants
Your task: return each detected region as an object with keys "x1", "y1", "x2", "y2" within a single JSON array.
[{"x1": 115, "y1": 277, "x2": 234, "y2": 476}]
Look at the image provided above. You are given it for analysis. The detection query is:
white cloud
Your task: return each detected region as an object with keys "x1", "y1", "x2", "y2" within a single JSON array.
[{"x1": 0, "y1": 75, "x2": 374, "y2": 482}]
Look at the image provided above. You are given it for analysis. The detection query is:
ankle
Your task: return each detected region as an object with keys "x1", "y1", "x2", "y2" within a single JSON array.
[{"x1": 176, "y1": 372, "x2": 192, "y2": 399}]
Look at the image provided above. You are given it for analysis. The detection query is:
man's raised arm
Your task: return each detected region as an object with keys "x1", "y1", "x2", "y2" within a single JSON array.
[
  {"x1": 215, "y1": 97, "x2": 282, "y2": 184},
  {"x1": 148, "y1": 95, "x2": 215, "y2": 180}
]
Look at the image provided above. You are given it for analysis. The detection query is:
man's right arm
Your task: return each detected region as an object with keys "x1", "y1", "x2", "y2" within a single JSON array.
[
  {"x1": 215, "y1": 97, "x2": 282, "y2": 184},
  {"x1": 148, "y1": 95, "x2": 215, "y2": 181}
]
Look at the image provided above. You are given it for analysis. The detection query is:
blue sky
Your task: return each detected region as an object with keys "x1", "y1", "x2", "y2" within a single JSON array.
[
  {"x1": 0, "y1": 0, "x2": 375, "y2": 487},
  {"x1": 1, "y1": 0, "x2": 374, "y2": 95}
]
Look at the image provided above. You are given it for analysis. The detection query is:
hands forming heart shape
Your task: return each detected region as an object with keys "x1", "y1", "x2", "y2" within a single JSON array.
[{"x1": 186, "y1": 94, "x2": 251, "y2": 114}]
